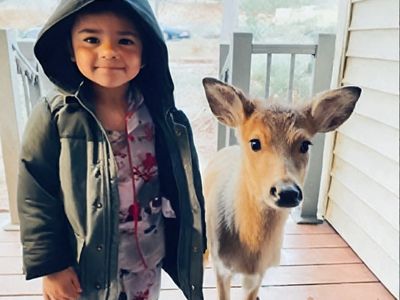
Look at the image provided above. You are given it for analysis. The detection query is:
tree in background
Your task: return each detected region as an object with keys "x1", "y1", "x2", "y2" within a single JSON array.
[{"x1": 239, "y1": 0, "x2": 337, "y2": 42}]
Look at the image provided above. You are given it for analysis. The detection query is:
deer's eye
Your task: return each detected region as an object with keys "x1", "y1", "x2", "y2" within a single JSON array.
[
  {"x1": 250, "y1": 139, "x2": 261, "y2": 152},
  {"x1": 300, "y1": 140, "x2": 312, "y2": 154}
]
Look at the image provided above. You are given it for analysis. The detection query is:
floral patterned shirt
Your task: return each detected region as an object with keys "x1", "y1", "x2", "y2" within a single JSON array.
[{"x1": 106, "y1": 87, "x2": 176, "y2": 273}]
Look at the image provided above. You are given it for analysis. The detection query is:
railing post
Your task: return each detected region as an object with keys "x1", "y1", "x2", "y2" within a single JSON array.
[
  {"x1": 229, "y1": 32, "x2": 253, "y2": 146},
  {"x1": 217, "y1": 44, "x2": 230, "y2": 150},
  {"x1": 231, "y1": 32, "x2": 252, "y2": 96},
  {"x1": 293, "y1": 34, "x2": 336, "y2": 224},
  {"x1": 0, "y1": 29, "x2": 24, "y2": 230},
  {"x1": 221, "y1": 0, "x2": 239, "y2": 44}
]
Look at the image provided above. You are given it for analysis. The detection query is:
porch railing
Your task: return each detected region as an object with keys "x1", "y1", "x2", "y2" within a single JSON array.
[
  {"x1": 218, "y1": 32, "x2": 336, "y2": 224},
  {"x1": 0, "y1": 29, "x2": 51, "y2": 229},
  {"x1": 0, "y1": 28, "x2": 335, "y2": 228}
]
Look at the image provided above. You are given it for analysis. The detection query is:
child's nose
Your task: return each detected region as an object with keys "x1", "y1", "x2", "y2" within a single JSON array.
[{"x1": 100, "y1": 42, "x2": 119, "y2": 60}]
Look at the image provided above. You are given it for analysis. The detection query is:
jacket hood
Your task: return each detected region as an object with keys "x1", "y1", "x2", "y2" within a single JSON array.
[{"x1": 34, "y1": 0, "x2": 175, "y2": 112}]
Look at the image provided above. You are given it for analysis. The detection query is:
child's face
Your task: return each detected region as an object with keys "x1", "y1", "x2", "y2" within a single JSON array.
[{"x1": 71, "y1": 12, "x2": 143, "y2": 89}]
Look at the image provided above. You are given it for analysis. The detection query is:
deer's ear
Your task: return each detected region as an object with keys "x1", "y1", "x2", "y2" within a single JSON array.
[
  {"x1": 305, "y1": 86, "x2": 361, "y2": 133},
  {"x1": 202, "y1": 77, "x2": 255, "y2": 128}
]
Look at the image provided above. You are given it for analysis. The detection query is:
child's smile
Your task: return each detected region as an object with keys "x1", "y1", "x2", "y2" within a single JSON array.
[{"x1": 71, "y1": 12, "x2": 143, "y2": 89}]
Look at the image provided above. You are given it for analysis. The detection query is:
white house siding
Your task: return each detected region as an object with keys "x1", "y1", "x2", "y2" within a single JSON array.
[{"x1": 325, "y1": 0, "x2": 399, "y2": 297}]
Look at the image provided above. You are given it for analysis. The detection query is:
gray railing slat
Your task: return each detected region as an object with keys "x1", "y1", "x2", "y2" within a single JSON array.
[
  {"x1": 217, "y1": 123, "x2": 227, "y2": 151},
  {"x1": 21, "y1": 73, "x2": 32, "y2": 116},
  {"x1": 287, "y1": 54, "x2": 296, "y2": 103},
  {"x1": 219, "y1": 44, "x2": 230, "y2": 81},
  {"x1": 217, "y1": 44, "x2": 230, "y2": 150},
  {"x1": 265, "y1": 53, "x2": 272, "y2": 99}
]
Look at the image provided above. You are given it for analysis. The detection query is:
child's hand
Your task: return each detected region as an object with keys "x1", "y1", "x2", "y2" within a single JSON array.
[{"x1": 43, "y1": 266, "x2": 82, "y2": 300}]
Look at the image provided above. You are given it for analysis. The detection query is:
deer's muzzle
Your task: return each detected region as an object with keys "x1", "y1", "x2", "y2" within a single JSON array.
[{"x1": 271, "y1": 184, "x2": 303, "y2": 208}]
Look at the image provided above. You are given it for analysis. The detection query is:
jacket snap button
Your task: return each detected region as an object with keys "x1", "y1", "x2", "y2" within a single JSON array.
[
  {"x1": 191, "y1": 285, "x2": 195, "y2": 291},
  {"x1": 95, "y1": 283, "x2": 101, "y2": 289},
  {"x1": 175, "y1": 129, "x2": 181, "y2": 136},
  {"x1": 96, "y1": 245, "x2": 103, "y2": 251},
  {"x1": 96, "y1": 202, "x2": 103, "y2": 209},
  {"x1": 193, "y1": 246, "x2": 198, "y2": 253}
]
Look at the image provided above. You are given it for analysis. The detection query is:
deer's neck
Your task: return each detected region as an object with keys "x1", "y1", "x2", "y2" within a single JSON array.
[{"x1": 234, "y1": 182, "x2": 288, "y2": 254}]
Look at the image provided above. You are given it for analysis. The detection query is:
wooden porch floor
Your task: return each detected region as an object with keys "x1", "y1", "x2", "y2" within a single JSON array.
[{"x1": 0, "y1": 212, "x2": 395, "y2": 300}]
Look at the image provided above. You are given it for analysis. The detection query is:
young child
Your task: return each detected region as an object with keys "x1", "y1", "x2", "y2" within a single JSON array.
[{"x1": 17, "y1": 1, "x2": 206, "y2": 299}]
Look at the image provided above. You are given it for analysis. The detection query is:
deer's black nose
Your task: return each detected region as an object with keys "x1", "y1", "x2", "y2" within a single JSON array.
[{"x1": 275, "y1": 185, "x2": 302, "y2": 208}]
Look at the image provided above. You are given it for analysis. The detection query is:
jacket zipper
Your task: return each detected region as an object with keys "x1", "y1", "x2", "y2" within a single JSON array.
[{"x1": 124, "y1": 112, "x2": 148, "y2": 269}]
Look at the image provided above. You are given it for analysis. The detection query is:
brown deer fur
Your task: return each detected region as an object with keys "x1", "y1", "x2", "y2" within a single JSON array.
[{"x1": 202, "y1": 78, "x2": 361, "y2": 300}]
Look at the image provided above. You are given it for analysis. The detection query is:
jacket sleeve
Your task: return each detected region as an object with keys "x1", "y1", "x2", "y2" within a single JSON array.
[{"x1": 17, "y1": 100, "x2": 73, "y2": 280}]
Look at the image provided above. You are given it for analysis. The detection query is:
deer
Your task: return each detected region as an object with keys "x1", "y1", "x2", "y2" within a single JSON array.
[{"x1": 201, "y1": 77, "x2": 361, "y2": 300}]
